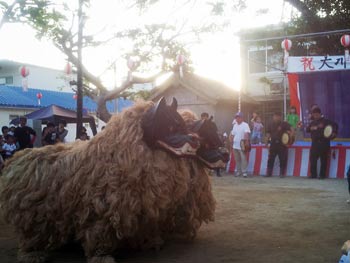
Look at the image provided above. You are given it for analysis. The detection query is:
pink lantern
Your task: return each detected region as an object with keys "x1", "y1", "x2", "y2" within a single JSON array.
[
  {"x1": 73, "y1": 94, "x2": 78, "y2": 100},
  {"x1": 281, "y1": 38, "x2": 292, "y2": 51},
  {"x1": 36, "y1": 92, "x2": 43, "y2": 105},
  {"x1": 20, "y1": 66, "x2": 30, "y2": 78},
  {"x1": 64, "y1": 62, "x2": 72, "y2": 75},
  {"x1": 176, "y1": 54, "x2": 186, "y2": 65},
  {"x1": 340, "y1": 34, "x2": 350, "y2": 48}
]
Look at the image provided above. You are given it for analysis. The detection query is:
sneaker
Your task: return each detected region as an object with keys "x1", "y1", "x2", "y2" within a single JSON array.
[
  {"x1": 242, "y1": 173, "x2": 248, "y2": 178},
  {"x1": 347, "y1": 199, "x2": 350, "y2": 204},
  {"x1": 234, "y1": 172, "x2": 241, "y2": 177}
]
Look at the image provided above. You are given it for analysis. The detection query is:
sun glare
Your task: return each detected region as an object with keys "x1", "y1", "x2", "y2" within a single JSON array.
[{"x1": 0, "y1": 0, "x2": 288, "y2": 92}]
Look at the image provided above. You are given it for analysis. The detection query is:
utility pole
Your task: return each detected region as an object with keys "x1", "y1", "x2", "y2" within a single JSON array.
[{"x1": 76, "y1": 0, "x2": 84, "y2": 139}]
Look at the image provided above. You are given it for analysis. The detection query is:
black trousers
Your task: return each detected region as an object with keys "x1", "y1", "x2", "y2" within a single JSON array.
[
  {"x1": 267, "y1": 143, "x2": 288, "y2": 176},
  {"x1": 310, "y1": 143, "x2": 330, "y2": 178}
]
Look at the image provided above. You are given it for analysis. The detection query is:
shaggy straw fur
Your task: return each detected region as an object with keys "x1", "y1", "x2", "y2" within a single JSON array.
[{"x1": 0, "y1": 101, "x2": 215, "y2": 263}]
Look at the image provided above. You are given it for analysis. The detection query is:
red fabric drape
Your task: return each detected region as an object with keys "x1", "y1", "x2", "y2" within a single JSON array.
[{"x1": 287, "y1": 73, "x2": 300, "y2": 117}]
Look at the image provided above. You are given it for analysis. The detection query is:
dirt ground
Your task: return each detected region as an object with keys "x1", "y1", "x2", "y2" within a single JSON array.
[{"x1": 1, "y1": 174, "x2": 349, "y2": 263}]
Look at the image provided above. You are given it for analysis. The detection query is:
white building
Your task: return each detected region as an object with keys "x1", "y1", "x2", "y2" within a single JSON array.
[
  {"x1": 0, "y1": 59, "x2": 72, "y2": 92},
  {"x1": 0, "y1": 60, "x2": 133, "y2": 143}
]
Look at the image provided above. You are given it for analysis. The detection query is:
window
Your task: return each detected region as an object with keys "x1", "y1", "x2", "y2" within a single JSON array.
[
  {"x1": 0, "y1": 76, "x2": 13, "y2": 85},
  {"x1": 248, "y1": 46, "x2": 283, "y2": 74}
]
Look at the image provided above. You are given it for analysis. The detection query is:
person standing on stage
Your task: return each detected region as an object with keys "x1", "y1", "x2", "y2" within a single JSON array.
[
  {"x1": 306, "y1": 107, "x2": 338, "y2": 179},
  {"x1": 265, "y1": 112, "x2": 292, "y2": 177},
  {"x1": 229, "y1": 112, "x2": 250, "y2": 177},
  {"x1": 287, "y1": 106, "x2": 299, "y2": 130}
]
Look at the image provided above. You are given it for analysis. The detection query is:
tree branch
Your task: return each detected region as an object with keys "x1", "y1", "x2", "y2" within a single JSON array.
[
  {"x1": 95, "y1": 71, "x2": 164, "y2": 122},
  {"x1": 285, "y1": 0, "x2": 318, "y2": 22},
  {"x1": 105, "y1": 71, "x2": 164, "y2": 101}
]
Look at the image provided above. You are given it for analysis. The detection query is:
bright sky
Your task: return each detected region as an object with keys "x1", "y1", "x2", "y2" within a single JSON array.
[{"x1": 0, "y1": 0, "x2": 293, "y2": 90}]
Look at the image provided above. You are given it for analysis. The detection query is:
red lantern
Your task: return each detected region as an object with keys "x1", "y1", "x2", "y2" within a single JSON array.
[
  {"x1": 64, "y1": 62, "x2": 72, "y2": 75},
  {"x1": 176, "y1": 54, "x2": 186, "y2": 65},
  {"x1": 281, "y1": 38, "x2": 292, "y2": 51},
  {"x1": 19, "y1": 66, "x2": 30, "y2": 78},
  {"x1": 36, "y1": 92, "x2": 43, "y2": 105},
  {"x1": 340, "y1": 34, "x2": 350, "y2": 48},
  {"x1": 73, "y1": 94, "x2": 78, "y2": 100},
  {"x1": 19, "y1": 66, "x2": 30, "y2": 92}
]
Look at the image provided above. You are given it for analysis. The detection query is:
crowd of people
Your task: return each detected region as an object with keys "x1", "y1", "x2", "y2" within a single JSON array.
[
  {"x1": 0, "y1": 116, "x2": 92, "y2": 169},
  {"x1": 227, "y1": 105, "x2": 339, "y2": 179}
]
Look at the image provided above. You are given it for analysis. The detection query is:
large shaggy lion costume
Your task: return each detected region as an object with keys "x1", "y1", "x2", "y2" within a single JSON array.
[{"x1": 0, "y1": 99, "x2": 226, "y2": 263}]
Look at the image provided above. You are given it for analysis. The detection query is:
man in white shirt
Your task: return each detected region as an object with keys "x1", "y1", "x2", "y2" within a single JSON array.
[{"x1": 229, "y1": 112, "x2": 251, "y2": 177}]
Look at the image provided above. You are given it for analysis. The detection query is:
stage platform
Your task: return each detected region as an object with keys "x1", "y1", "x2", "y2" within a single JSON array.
[{"x1": 227, "y1": 141, "x2": 350, "y2": 179}]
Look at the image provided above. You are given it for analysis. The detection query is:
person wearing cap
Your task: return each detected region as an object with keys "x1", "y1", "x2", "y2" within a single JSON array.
[
  {"x1": 14, "y1": 116, "x2": 36, "y2": 150},
  {"x1": 265, "y1": 112, "x2": 292, "y2": 177},
  {"x1": 306, "y1": 107, "x2": 338, "y2": 179},
  {"x1": 229, "y1": 112, "x2": 250, "y2": 177}
]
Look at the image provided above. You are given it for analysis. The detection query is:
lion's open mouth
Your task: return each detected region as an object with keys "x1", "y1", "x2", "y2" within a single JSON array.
[
  {"x1": 156, "y1": 134, "x2": 200, "y2": 157},
  {"x1": 196, "y1": 147, "x2": 230, "y2": 169}
]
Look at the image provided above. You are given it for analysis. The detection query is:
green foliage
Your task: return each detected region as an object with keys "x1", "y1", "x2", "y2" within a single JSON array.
[
  {"x1": 0, "y1": 1, "x2": 9, "y2": 10},
  {"x1": 116, "y1": 23, "x2": 194, "y2": 73},
  {"x1": 259, "y1": 76, "x2": 272, "y2": 85},
  {"x1": 285, "y1": 0, "x2": 350, "y2": 55},
  {"x1": 208, "y1": 0, "x2": 246, "y2": 15}
]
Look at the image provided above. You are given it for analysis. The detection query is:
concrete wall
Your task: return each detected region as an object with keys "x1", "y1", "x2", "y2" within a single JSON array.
[
  {"x1": 157, "y1": 85, "x2": 216, "y2": 119},
  {"x1": 214, "y1": 102, "x2": 238, "y2": 135}
]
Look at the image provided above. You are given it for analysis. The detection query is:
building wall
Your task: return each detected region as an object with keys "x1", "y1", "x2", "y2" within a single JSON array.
[
  {"x1": 157, "y1": 85, "x2": 216, "y2": 120},
  {"x1": 0, "y1": 65, "x2": 73, "y2": 92},
  {"x1": 0, "y1": 107, "x2": 35, "y2": 129},
  {"x1": 245, "y1": 71, "x2": 285, "y2": 98},
  {"x1": 214, "y1": 102, "x2": 238, "y2": 134},
  {"x1": 153, "y1": 85, "x2": 247, "y2": 134},
  {"x1": 240, "y1": 37, "x2": 287, "y2": 103}
]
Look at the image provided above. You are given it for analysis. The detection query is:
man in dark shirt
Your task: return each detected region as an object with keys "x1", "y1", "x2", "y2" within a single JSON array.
[
  {"x1": 306, "y1": 107, "x2": 338, "y2": 179},
  {"x1": 42, "y1": 122, "x2": 58, "y2": 146},
  {"x1": 265, "y1": 112, "x2": 292, "y2": 177},
  {"x1": 14, "y1": 116, "x2": 36, "y2": 150}
]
